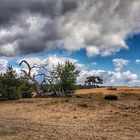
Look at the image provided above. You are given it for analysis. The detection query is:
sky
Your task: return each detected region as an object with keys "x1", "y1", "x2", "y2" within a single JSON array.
[{"x1": 0, "y1": 0, "x2": 140, "y2": 86}]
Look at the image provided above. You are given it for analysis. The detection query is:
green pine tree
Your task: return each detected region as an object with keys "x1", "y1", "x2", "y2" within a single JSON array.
[{"x1": 0, "y1": 65, "x2": 22, "y2": 100}]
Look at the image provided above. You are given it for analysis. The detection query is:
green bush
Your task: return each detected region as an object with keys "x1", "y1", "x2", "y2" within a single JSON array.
[
  {"x1": 0, "y1": 86, "x2": 21, "y2": 100},
  {"x1": 21, "y1": 91, "x2": 32, "y2": 98}
]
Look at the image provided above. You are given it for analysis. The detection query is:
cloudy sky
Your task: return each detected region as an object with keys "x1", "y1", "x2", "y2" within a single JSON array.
[{"x1": 0, "y1": 0, "x2": 140, "y2": 86}]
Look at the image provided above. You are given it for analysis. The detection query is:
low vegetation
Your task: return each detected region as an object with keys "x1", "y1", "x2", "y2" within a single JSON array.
[
  {"x1": 0, "y1": 60, "x2": 81, "y2": 101},
  {"x1": 107, "y1": 86, "x2": 117, "y2": 90},
  {"x1": 104, "y1": 94, "x2": 118, "y2": 100}
]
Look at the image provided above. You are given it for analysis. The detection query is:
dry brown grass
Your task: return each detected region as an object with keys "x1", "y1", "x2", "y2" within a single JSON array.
[{"x1": 0, "y1": 87, "x2": 140, "y2": 140}]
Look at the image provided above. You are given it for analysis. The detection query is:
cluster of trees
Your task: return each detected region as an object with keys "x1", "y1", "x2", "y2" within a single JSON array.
[
  {"x1": 0, "y1": 59, "x2": 104, "y2": 101},
  {"x1": 0, "y1": 60, "x2": 80, "y2": 100},
  {"x1": 19, "y1": 60, "x2": 80, "y2": 97}
]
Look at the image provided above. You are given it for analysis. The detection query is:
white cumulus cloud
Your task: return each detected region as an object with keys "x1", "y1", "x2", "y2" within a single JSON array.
[
  {"x1": 0, "y1": 0, "x2": 140, "y2": 57},
  {"x1": 0, "y1": 58, "x2": 8, "y2": 72},
  {"x1": 135, "y1": 59, "x2": 140, "y2": 64},
  {"x1": 113, "y1": 58, "x2": 129, "y2": 72},
  {"x1": 0, "y1": 55, "x2": 139, "y2": 86}
]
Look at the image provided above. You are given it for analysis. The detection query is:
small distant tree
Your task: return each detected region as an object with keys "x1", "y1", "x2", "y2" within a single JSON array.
[
  {"x1": 0, "y1": 65, "x2": 22, "y2": 100},
  {"x1": 85, "y1": 76, "x2": 103, "y2": 87},
  {"x1": 51, "y1": 60, "x2": 80, "y2": 95}
]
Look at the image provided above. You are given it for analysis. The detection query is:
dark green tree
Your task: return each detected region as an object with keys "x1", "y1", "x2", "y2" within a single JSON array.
[
  {"x1": 51, "y1": 60, "x2": 80, "y2": 95},
  {"x1": 85, "y1": 76, "x2": 103, "y2": 87},
  {"x1": 0, "y1": 65, "x2": 22, "y2": 100}
]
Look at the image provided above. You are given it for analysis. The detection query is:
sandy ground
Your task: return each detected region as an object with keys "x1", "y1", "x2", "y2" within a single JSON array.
[{"x1": 0, "y1": 87, "x2": 140, "y2": 140}]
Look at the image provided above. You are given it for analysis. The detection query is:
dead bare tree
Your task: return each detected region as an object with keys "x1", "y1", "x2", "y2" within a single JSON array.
[{"x1": 19, "y1": 60, "x2": 49, "y2": 97}]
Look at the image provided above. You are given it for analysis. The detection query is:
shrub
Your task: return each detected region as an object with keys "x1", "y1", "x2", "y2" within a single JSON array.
[
  {"x1": 21, "y1": 91, "x2": 32, "y2": 98},
  {"x1": 1, "y1": 86, "x2": 21, "y2": 100},
  {"x1": 104, "y1": 95, "x2": 118, "y2": 100}
]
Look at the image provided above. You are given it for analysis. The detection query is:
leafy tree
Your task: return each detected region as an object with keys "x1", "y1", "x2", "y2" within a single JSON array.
[
  {"x1": 0, "y1": 65, "x2": 22, "y2": 100},
  {"x1": 85, "y1": 76, "x2": 103, "y2": 87},
  {"x1": 51, "y1": 60, "x2": 80, "y2": 95}
]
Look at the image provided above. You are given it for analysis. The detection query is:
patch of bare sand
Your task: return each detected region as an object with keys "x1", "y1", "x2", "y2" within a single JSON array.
[
  {"x1": 0, "y1": 88, "x2": 140, "y2": 140},
  {"x1": 76, "y1": 87, "x2": 140, "y2": 95}
]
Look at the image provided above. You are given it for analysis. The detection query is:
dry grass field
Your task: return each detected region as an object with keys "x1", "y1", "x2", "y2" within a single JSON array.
[{"x1": 0, "y1": 87, "x2": 140, "y2": 140}]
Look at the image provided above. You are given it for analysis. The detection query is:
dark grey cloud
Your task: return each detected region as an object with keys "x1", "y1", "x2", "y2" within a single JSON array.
[
  {"x1": 0, "y1": 0, "x2": 27, "y2": 27},
  {"x1": 0, "y1": 0, "x2": 78, "y2": 56},
  {"x1": 29, "y1": 0, "x2": 77, "y2": 17},
  {"x1": 61, "y1": 0, "x2": 78, "y2": 15},
  {"x1": 0, "y1": 0, "x2": 77, "y2": 27},
  {"x1": 29, "y1": 1, "x2": 61, "y2": 18},
  {"x1": 0, "y1": 0, "x2": 140, "y2": 57}
]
